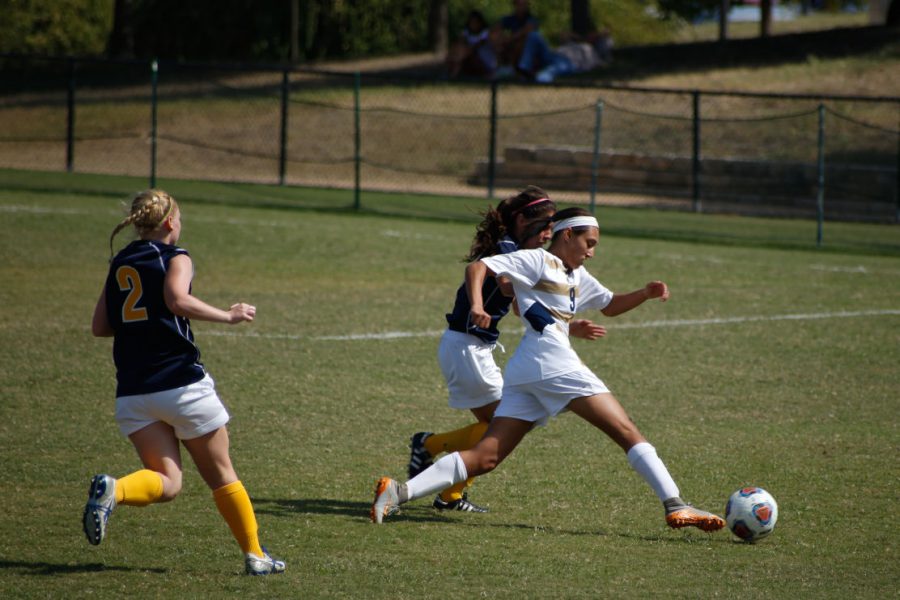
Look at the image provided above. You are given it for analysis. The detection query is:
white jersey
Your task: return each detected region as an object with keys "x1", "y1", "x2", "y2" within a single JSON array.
[{"x1": 481, "y1": 248, "x2": 613, "y2": 385}]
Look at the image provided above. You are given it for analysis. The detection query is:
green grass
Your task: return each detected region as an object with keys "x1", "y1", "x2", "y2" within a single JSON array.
[
  {"x1": 634, "y1": 37, "x2": 900, "y2": 97},
  {"x1": 673, "y1": 10, "x2": 871, "y2": 43},
  {"x1": 2, "y1": 169, "x2": 898, "y2": 257},
  {"x1": 1, "y1": 184, "x2": 898, "y2": 598}
]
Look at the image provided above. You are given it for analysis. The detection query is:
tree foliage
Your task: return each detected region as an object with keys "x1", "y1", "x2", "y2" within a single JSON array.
[
  {"x1": 297, "y1": 0, "x2": 432, "y2": 60},
  {"x1": 655, "y1": 0, "x2": 723, "y2": 21},
  {"x1": 448, "y1": 0, "x2": 677, "y2": 46},
  {"x1": 0, "y1": 0, "x2": 681, "y2": 61},
  {"x1": 106, "y1": 0, "x2": 434, "y2": 61},
  {"x1": 0, "y1": 0, "x2": 113, "y2": 55},
  {"x1": 123, "y1": 0, "x2": 288, "y2": 61}
]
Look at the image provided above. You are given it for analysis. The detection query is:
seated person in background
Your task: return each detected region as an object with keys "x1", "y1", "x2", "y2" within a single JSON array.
[
  {"x1": 447, "y1": 10, "x2": 497, "y2": 78},
  {"x1": 517, "y1": 28, "x2": 613, "y2": 83},
  {"x1": 492, "y1": 0, "x2": 540, "y2": 76},
  {"x1": 590, "y1": 27, "x2": 614, "y2": 65}
]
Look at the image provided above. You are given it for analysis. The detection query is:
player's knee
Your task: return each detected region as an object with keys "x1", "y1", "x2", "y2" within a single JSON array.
[
  {"x1": 474, "y1": 450, "x2": 501, "y2": 474},
  {"x1": 159, "y1": 474, "x2": 182, "y2": 501},
  {"x1": 613, "y1": 423, "x2": 645, "y2": 452}
]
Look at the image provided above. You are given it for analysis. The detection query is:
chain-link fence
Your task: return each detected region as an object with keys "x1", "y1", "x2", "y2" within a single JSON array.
[{"x1": 1, "y1": 54, "x2": 898, "y2": 225}]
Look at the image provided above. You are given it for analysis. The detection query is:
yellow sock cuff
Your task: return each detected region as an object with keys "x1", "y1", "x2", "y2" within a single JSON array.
[
  {"x1": 213, "y1": 480, "x2": 263, "y2": 557},
  {"x1": 439, "y1": 480, "x2": 468, "y2": 503},
  {"x1": 212, "y1": 480, "x2": 245, "y2": 500},
  {"x1": 425, "y1": 421, "x2": 489, "y2": 456},
  {"x1": 116, "y1": 469, "x2": 164, "y2": 506}
]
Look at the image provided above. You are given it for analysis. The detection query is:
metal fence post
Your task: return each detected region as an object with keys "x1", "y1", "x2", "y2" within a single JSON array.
[
  {"x1": 66, "y1": 58, "x2": 76, "y2": 173},
  {"x1": 816, "y1": 104, "x2": 826, "y2": 247},
  {"x1": 589, "y1": 100, "x2": 604, "y2": 215},
  {"x1": 279, "y1": 68, "x2": 289, "y2": 186},
  {"x1": 150, "y1": 59, "x2": 158, "y2": 188},
  {"x1": 692, "y1": 90, "x2": 702, "y2": 213},
  {"x1": 353, "y1": 71, "x2": 361, "y2": 210},
  {"x1": 487, "y1": 79, "x2": 498, "y2": 200}
]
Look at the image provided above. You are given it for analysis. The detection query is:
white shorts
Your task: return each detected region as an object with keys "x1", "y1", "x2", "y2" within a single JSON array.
[
  {"x1": 495, "y1": 368, "x2": 609, "y2": 427},
  {"x1": 115, "y1": 373, "x2": 230, "y2": 440},
  {"x1": 437, "y1": 329, "x2": 503, "y2": 410}
]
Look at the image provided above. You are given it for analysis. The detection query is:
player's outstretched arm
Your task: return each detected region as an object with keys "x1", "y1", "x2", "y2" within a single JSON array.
[
  {"x1": 164, "y1": 255, "x2": 255, "y2": 325},
  {"x1": 601, "y1": 280, "x2": 669, "y2": 317}
]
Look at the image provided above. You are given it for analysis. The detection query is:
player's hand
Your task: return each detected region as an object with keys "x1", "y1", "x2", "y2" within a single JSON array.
[
  {"x1": 569, "y1": 319, "x2": 606, "y2": 340},
  {"x1": 644, "y1": 281, "x2": 669, "y2": 302},
  {"x1": 229, "y1": 302, "x2": 256, "y2": 324},
  {"x1": 469, "y1": 306, "x2": 491, "y2": 329}
]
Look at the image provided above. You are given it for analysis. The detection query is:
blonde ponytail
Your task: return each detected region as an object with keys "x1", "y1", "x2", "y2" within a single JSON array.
[{"x1": 108, "y1": 189, "x2": 177, "y2": 259}]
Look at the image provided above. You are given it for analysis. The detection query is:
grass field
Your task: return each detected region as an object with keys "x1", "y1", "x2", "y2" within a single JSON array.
[
  {"x1": 673, "y1": 10, "x2": 871, "y2": 43},
  {"x1": 1, "y1": 182, "x2": 898, "y2": 598}
]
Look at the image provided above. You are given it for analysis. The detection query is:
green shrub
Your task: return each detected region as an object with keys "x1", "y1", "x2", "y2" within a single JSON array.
[
  {"x1": 0, "y1": 0, "x2": 678, "y2": 62},
  {"x1": 449, "y1": 0, "x2": 677, "y2": 46},
  {"x1": 0, "y1": 0, "x2": 113, "y2": 56}
]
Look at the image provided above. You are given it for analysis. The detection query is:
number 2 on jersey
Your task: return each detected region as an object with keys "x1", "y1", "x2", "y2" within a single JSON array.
[{"x1": 116, "y1": 266, "x2": 149, "y2": 322}]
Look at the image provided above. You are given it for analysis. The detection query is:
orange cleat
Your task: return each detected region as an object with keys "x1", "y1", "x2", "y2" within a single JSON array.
[
  {"x1": 666, "y1": 506, "x2": 726, "y2": 532},
  {"x1": 370, "y1": 477, "x2": 400, "y2": 524}
]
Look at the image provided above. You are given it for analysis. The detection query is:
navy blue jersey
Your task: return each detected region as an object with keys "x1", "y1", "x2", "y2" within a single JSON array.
[
  {"x1": 445, "y1": 236, "x2": 519, "y2": 344},
  {"x1": 500, "y1": 13, "x2": 539, "y2": 33},
  {"x1": 105, "y1": 240, "x2": 205, "y2": 396}
]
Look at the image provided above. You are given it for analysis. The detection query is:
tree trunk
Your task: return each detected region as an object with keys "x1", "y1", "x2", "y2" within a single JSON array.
[
  {"x1": 107, "y1": 0, "x2": 134, "y2": 58},
  {"x1": 760, "y1": 0, "x2": 773, "y2": 37},
  {"x1": 290, "y1": 0, "x2": 300, "y2": 63},
  {"x1": 428, "y1": 0, "x2": 448, "y2": 56},
  {"x1": 718, "y1": 0, "x2": 730, "y2": 42},
  {"x1": 571, "y1": 0, "x2": 595, "y2": 35}
]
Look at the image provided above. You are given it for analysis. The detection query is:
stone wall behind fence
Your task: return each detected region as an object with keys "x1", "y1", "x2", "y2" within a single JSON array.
[{"x1": 469, "y1": 144, "x2": 897, "y2": 222}]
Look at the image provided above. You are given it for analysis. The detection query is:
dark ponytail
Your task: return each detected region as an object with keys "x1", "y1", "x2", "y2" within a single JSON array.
[{"x1": 465, "y1": 185, "x2": 556, "y2": 261}]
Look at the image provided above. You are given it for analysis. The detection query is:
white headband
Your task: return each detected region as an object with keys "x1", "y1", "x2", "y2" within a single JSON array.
[{"x1": 552, "y1": 216, "x2": 599, "y2": 234}]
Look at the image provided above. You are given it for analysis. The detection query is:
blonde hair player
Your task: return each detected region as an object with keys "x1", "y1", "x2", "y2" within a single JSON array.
[
  {"x1": 373, "y1": 207, "x2": 725, "y2": 533},
  {"x1": 87, "y1": 189, "x2": 285, "y2": 575},
  {"x1": 407, "y1": 186, "x2": 604, "y2": 513}
]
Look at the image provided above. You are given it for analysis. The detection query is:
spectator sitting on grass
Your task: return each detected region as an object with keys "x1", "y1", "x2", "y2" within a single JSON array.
[
  {"x1": 447, "y1": 10, "x2": 497, "y2": 79},
  {"x1": 516, "y1": 28, "x2": 613, "y2": 83},
  {"x1": 492, "y1": 0, "x2": 540, "y2": 77}
]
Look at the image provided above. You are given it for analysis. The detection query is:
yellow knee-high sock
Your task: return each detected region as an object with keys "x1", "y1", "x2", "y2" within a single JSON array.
[
  {"x1": 115, "y1": 469, "x2": 164, "y2": 506},
  {"x1": 424, "y1": 421, "x2": 489, "y2": 457},
  {"x1": 439, "y1": 477, "x2": 478, "y2": 503},
  {"x1": 212, "y1": 480, "x2": 263, "y2": 557}
]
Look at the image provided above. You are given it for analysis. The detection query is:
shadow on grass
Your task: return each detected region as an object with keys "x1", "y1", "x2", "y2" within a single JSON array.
[
  {"x1": 453, "y1": 520, "x2": 731, "y2": 545},
  {"x1": 603, "y1": 26, "x2": 898, "y2": 82},
  {"x1": 253, "y1": 497, "x2": 453, "y2": 524},
  {"x1": 252, "y1": 497, "x2": 732, "y2": 543},
  {"x1": 0, "y1": 559, "x2": 167, "y2": 575}
]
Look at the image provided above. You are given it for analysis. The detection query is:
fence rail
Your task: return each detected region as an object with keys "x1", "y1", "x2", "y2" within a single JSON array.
[{"x1": 1, "y1": 53, "x2": 898, "y2": 232}]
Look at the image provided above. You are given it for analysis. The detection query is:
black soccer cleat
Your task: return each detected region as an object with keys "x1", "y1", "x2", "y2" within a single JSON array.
[
  {"x1": 433, "y1": 494, "x2": 489, "y2": 513},
  {"x1": 408, "y1": 432, "x2": 434, "y2": 479}
]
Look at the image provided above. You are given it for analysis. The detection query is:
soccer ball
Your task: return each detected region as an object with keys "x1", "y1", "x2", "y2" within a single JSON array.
[{"x1": 725, "y1": 487, "x2": 778, "y2": 543}]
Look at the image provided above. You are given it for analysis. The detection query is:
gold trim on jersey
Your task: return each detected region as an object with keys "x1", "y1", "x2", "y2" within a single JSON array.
[
  {"x1": 547, "y1": 307, "x2": 575, "y2": 323},
  {"x1": 534, "y1": 279, "x2": 578, "y2": 297},
  {"x1": 543, "y1": 254, "x2": 565, "y2": 271}
]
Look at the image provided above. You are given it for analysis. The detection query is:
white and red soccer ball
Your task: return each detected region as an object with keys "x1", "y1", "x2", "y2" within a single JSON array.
[{"x1": 725, "y1": 487, "x2": 778, "y2": 543}]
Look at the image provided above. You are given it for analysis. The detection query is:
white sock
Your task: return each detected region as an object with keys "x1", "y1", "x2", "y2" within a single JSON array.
[
  {"x1": 626, "y1": 442, "x2": 680, "y2": 502},
  {"x1": 405, "y1": 452, "x2": 468, "y2": 501}
]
